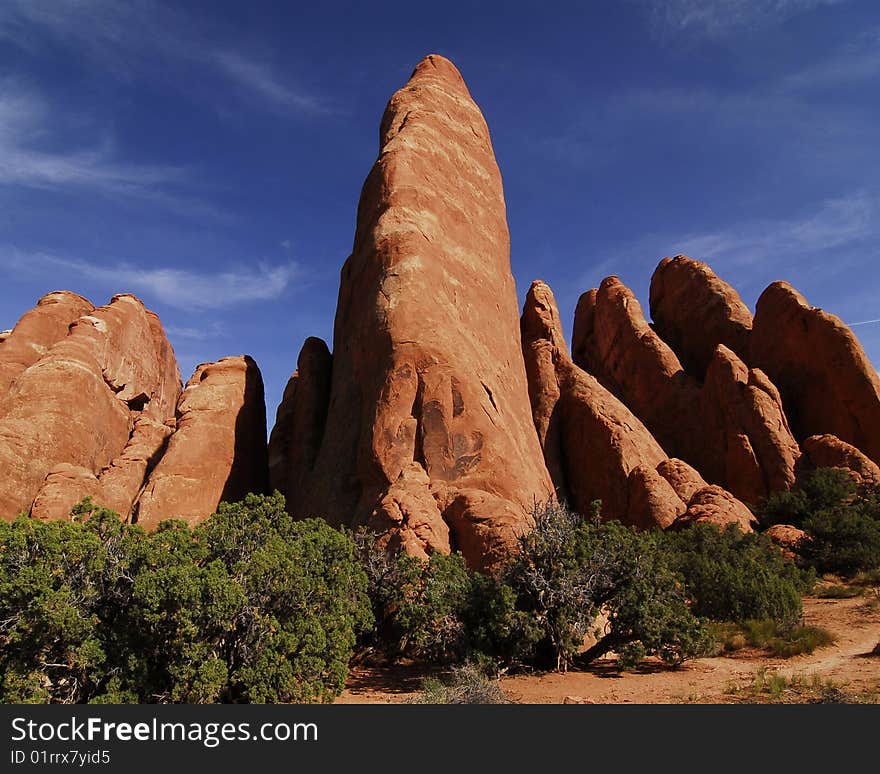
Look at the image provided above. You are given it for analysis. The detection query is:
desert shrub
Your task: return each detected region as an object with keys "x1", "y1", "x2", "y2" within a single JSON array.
[
  {"x1": 709, "y1": 619, "x2": 834, "y2": 659},
  {"x1": 741, "y1": 620, "x2": 835, "y2": 657},
  {"x1": 356, "y1": 501, "x2": 708, "y2": 672},
  {"x1": 851, "y1": 568, "x2": 880, "y2": 586},
  {"x1": 706, "y1": 621, "x2": 748, "y2": 654},
  {"x1": 493, "y1": 501, "x2": 707, "y2": 671},
  {"x1": 352, "y1": 530, "x2": 472, "y2": 662},
  {"x1": 500, "y1": 501, "x2": 601, "y2": 670},
  {"x1": 392, "y1": 552, "x2": 472, "y2": 662},
  {"x1": 661, "y1": 523, "x2": 812, "y2": 626},
  {"x1": 799, "y1": 502, "x2": 880, "y2": 576},
  {"x1": 412, "y1": 663, "x2": 509, "y2": 704},
  {"x1": 758, "y1": 467, "x2": 856, "y2": 528},
  {"x1": 0, "y1": 505, "x2": 144, "y2": 703},
  {"x1": 757, "y1": 469, "x2": 880, "y2": 576},
  {"x1": 191, "y1": 493, "x2": 372, "y2": 702},
  {"x1": 816, "y1": 584, "x2": 862, "y2": 599},
  {"x1": 0, "y1": 493, "x2": 371, "y2": 704},
  {"x1": 461, "y1": 571, "x2": 543, "y2": 668},
  {"x1": 573, "y1": 522, "x2": 710, "y2": 670}
]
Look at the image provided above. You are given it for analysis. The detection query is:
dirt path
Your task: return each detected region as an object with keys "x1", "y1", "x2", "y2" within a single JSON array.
[{"x1": 337, "y1": 593, "x2": 880, "y2": 704}]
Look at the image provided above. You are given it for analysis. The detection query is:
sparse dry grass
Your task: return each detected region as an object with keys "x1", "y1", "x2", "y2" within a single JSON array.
[
  {"x1": 707, "y1": 619, "x2": 835, "y2": 658},
  {"x1": 727, "y1": 669, "x2": 878, "y2": 704}
]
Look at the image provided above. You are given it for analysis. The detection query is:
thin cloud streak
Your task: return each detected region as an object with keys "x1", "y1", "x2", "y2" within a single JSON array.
[
  {"x1": 640, "y1": 0, "x2": 846, "y2": 40},
  {"x1": 0, "y1": 0, "x2": 331, "y2": 116},
  {"x1": 5, "y1": 248, "x2": 301, "y2": 311},
  {"x1": 569, "y1": 191, "x2": 879, "y2": 313},
  {"x1": 164, "y1": 323, "x2": 226, "y2": 341},
  {"x1": 540, "y1": 21, "x2": 876, "y2": 172},
  {"x1": 0, "y1": 79, "x2": 184, "y2": 195},
  {"x1": 673, "y1": 193, "x2": 877, "y2": 266},
  {"x1": 212, "y1": 52, "x2": 331, "y2": 116}
]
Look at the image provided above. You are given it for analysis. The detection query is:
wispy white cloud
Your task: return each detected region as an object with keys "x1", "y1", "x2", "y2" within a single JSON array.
[
  {"x1": 672, "y1": 192, "x2": 877, "y2": 266},
  {"x1": 5, "y1": 247, "x2": 301, "y2": 310},
  {"x1": 539, "y1": 23, "x2": 877, "y2": 172},
  {"x1": 164, "y1": 322, "x2": 226, "y2": 341},
  {"x1": 779, "y1": 28, "x2": 880, "y2": 92},
  {"x1": 0, "y1": 0, "x2": 331, "y2": 116},
  {"x1": 639, "y1": 0, "x2": 846, "y2": 40},
  {"x1": 849, "y1": 318, "x2": 880, "y2": 327},
  {"x1": 0, "y1": 78, "x2": 184, "y2": 195},
  {"x1": 212, "y1": 52, "x2": 331, "y2": 116},
  {"x1": 567, "y1": 191, "x2": 879, "y2": 314}
]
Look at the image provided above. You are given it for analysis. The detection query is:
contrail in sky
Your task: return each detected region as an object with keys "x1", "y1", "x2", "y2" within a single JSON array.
[{"x1": 849, "y1": 319, "x2": 880, "y2": 327}]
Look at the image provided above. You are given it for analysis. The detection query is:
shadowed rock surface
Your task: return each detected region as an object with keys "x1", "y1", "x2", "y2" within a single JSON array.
[
  {"x1": 522, "y1": 280, "x2": 753, "y2": 532},
  {"x1": 798, "y1": 434, "x2": 880, "y2": 487},
  {"x1": 752, "y1": 282, "x2": 880, "y2": 466},
  {"x1": 571, "y1": 275, "x2": 703, "y2": 463},
  {"x1": 136, "y1": 356, "x2": 269, "y2": 529},
  {"x1": 700, "y1": 345, "x2": 800, "y2": 506},
  {"x1": 650, "y1": 255, "x2": 753, "y2": 380},
  {"x1": 572, "y1": 274, "x2": 798, "y2": 505},
  {"x1": 268, "y1": 337, "x2": 333, "y2": 514},
  {"x1": 765, "y1": 524, "x2": 807, "y2": 560}
]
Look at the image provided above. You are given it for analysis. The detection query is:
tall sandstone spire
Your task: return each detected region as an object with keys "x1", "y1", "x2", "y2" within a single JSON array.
[{"x1": 275, "y1": 54, "x2": 554, "y2": 568}]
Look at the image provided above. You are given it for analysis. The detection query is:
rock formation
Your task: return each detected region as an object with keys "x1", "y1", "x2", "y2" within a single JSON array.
[
  {"x1": 752, "y1": 282, "x2": 880, "y2": 466},
  {"x1": 0, "y1": 290, "x2": 94, "y2": 399},
  {"x1": 798, "y1": 434, "x2": 880, "y2": 487},
  {"x1": 268, "y1": 337, "x2": 332, "y2": 516},
  {"x1": 669, "y1": 485, "x2": 756, "y2": 532},
  {"x1": 522, "y1": 280, "x2": 754, "y2": 532},
  {"x1": 271, "y1": 54, "x2": 553, "y2": 569},
  {"x1": 0, "y1": 294, "x2": 181, "y2": 519},
  {"x1": 649, "y1": 255, "x2": 753, "y2": 379},
  {"x1": 136, "y1": 356, "x2": 269, "y2": 529},
  {"x1": 765, "y1": 524, "x2": 807, "y2": 560},
  {"x1": 31, "y1": 417, "x2": 172, "y2": 521},
  {"x1": 571, "y1": 272, "x2": 798, "y2": 505},
  {"x1": 1, "y1": 292, "x2": 269, "y2": 528},
  {"x1": 700, "y1": 345, "x2": 800, "y2": 506},
  {"x1": 5, "y1": 56, "x2": 880, "y2": 569},
  {"x1": 571, "y1": 276, "x2": 703, "y2": 463}
]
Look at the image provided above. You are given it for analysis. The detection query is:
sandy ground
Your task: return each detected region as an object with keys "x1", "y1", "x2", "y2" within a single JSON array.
[{"x1": 337, "y1": 591, "x2": 880, "y2": 704}]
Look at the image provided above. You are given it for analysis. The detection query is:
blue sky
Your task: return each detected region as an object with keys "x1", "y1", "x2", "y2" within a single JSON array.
[{"x1": 1, "y1": 0, "x2": 878, "y2": 425}]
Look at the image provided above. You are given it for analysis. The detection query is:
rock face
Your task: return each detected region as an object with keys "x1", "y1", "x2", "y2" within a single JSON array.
[
  {"x1": 136, "y1": 356, "x2": 269, "y2": 529},
  {"x1": 765, "y1": 524, "x2": 807, "y2": 560},
  {"x1": 700, "y1": 345, "x2": 801, "y2": 506},
  {"x1": 649, "y1": 256, "x2": 753, "y2": 380},
  {"x1": 0, "y1": 291, "x2": 95, "y2": 399},
  {"x1": 798, "y1": 434, "x2": 880, "y2": 487},
  {"x1": 0, "y1": 294, "x2": 181, "y2": 520},
  {"x1": 522, "y1": 280, "x2": 754, "y2": 532},
  {"x1": 571, "y1": 275, "x2": 703, "y2": 463},
  {"x1": 31, "y1": 417, "x2": 172, "y2": 522},
  {"x1": 752, "y1": 282, "x2": 880, "y2": 466},
  {"x1": 572, "y1": 273, "x2": 803, "y2": 505},
  {"x1": 670, "y1": 485, "x2": 756, "y2": 532},
  {"x1": 1, "y1": 292, "x2": 270, "y2": 528},
  {"x1": 523, "y1": 281, "x2": 671, "y2": 526},
  {"x1": 268, "y1": 337, "x2": 332, "y2": 516},
  {"x1": 274, "y1": 55, "x2": 553, "y2": 569}
]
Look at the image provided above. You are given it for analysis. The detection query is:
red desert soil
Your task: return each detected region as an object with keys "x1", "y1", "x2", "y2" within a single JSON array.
[{"x1": 337, "y1": 591, "x2": 880, "y2": 704}]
